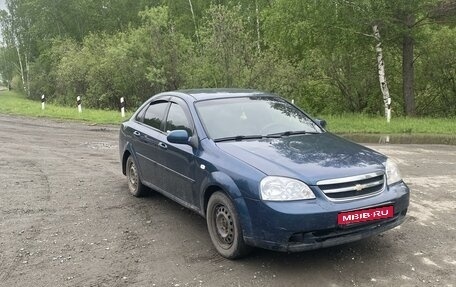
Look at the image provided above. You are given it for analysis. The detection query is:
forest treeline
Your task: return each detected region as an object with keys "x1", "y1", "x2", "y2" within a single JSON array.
[{"x1": 0, "y1": 0, "x2": 455, "y2": 116}]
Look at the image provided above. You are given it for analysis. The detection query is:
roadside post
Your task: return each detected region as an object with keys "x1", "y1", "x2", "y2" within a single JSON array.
[
  {"x1": 41, "y1": 94, "x2": 45, "y2": 110},
  {"x1": 120, "y1": 97, "x2": 125, "y2": 118},
  {"x1": 77, "y1": 96, "x2": 82, "y2": 113},
  {"x1": 386, "y1": 98, "x2": 391, "y2": 123}
]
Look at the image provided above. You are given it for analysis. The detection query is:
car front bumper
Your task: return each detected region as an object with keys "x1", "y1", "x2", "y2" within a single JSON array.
[{"x1": 240, "y1": 181, "x2": 410, "y2": 252}]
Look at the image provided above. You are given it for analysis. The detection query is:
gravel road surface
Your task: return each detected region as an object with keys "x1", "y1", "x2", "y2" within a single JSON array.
[{"x1": 0, "y1": 115, "x2": 455, "y2": 287}]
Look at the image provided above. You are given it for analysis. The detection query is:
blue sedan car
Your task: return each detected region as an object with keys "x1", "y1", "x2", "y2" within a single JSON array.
[{"x1": 119, "y1": 89, "x2": 409, "y2": 259}]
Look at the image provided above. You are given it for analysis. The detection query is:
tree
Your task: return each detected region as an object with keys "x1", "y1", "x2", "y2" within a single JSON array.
[
  {"x1": 1, "y1": 0, "x2": 32, "y2": 96},
  {"x1": 383, "y1": 0, "x2": 456, "y2": 116},
  {"x1": 262, "y1": 0, "x2": 384, "y2": 114},
  {"x1": 1, "y1": 0, "x2": 455, "y2": 117},
  {"x1": 189, "y1": 4, "x2": 254, "y2": 87}
]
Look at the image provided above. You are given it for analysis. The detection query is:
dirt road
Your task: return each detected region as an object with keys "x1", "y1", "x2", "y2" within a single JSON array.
[{"x1": 0, "y1": 115, "x2": 455, "y2": 287}]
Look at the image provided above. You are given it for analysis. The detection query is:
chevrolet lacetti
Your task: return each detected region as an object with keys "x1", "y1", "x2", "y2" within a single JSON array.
[{"x1": 119, "y1": 89, "x2": 409, "y2": 259}]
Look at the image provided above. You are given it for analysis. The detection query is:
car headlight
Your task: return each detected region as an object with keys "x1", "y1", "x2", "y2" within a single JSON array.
[
  {"x1": 260, "y1": 176, "x2": 315, "y2": 201},
  {"x1": 384, "y1": 158, "x2": 402, "y2": 185}
]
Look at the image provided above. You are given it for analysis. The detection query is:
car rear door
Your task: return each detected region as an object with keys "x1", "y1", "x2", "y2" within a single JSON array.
[{"x1": 132, "y1": 100, "x2": 170, "y2": 191}]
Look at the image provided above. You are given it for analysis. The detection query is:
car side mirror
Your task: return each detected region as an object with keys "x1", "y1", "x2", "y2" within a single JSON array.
[
  {"x1": 167, "y1": 130, "x2": 190, "y2": 145},
  {"x1": 315, "y1": 119, "x2": 327, "y2": 129}
]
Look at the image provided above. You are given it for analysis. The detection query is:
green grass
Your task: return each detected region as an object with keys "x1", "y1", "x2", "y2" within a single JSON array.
[
  {"x1": 1, "y1": 90, "x2": 455, "y2": 134},
  {"x1": 0, "y1": 90, "x2": 131, "y2": 124},
  {"x1": 319, "y1": 114, "x2": 456, "y2": 134}
]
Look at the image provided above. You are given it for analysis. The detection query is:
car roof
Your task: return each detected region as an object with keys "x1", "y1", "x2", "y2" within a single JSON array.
[{"x1": 170, "y1": 88, "x2": 270, "y2": 101}]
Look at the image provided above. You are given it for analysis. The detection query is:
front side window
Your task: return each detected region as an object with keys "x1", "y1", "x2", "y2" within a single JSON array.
[
  {"x1": 165, "y1": 103, "x2": 193, "y2": 136},
  {"x1": 135, "y1": 103, "x2": 149, "y2": 122},
  {"x1": 143, "y1": 101, "x2": 168, "y2": 130},
  {"x1": 195, "y1": 96, "x2": 322, "y2": 140}
]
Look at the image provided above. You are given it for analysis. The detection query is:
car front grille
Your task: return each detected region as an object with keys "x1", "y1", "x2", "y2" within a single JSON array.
[{"x1": 317, "y1": 171, "x2": 385, "y2": 201}]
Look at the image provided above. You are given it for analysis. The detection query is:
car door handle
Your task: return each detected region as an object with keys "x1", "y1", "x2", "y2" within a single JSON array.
[
  {"x1": 133, "y1": 131, "x2": 141, "y2": 137},
  {"x1": 158, "y1": 142, "x2": 167, "y2": 149}
]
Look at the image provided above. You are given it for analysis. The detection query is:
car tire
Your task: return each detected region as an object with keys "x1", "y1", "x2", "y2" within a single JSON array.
[
  {"x1": 206, "y1": 191, "x2": 252, "y2": 259},
  {"x1": 126, "y1": 155, "x2": 148, "y2": 197}
]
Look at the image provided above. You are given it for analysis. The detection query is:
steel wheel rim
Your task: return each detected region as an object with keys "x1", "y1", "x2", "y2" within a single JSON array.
[
  {"x1": 128, "y1": 161, "x2": 138, "y2": 191},
  {"x1": 214, "y1": 204, "x2": 234, "y2": 247}
]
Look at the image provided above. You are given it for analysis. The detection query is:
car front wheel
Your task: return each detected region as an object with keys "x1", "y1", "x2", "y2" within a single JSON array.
[
  {"x1": 206, "y1": 191, "x2": 251, "y2": 259},
  {"x1": 126, "y1": 155, "x2": 148, "y2": 197}
]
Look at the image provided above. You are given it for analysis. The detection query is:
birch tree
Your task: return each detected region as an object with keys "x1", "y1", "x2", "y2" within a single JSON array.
[
  {"x1": 372, "y1": 25, "x2": 391, "y2": 123},
  {"x1": 0, "y1": 0, "x2": 455, "y2": 116},
  {"x1": 188, "y1": 0, "x2": 200, "y2": 46},
  {"x1": 382, "y1": 0, "x2": 456, "y2": 116},
  {"x1": 1, "y1": 0, "x2": 34, "y2": 97}
]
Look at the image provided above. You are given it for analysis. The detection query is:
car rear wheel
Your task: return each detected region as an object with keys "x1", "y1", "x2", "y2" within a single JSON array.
[
  {"x1": 206, "y1": 192, "x2": 251, "y2": 259},
  {"x1": 126, "y1": 156, "x2": 148, "y2": 197}
]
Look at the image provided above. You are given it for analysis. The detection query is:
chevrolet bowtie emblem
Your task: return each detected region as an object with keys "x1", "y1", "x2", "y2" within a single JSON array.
[{"x1": 355, "y1": 184, "x2": 364, "y2": 191}]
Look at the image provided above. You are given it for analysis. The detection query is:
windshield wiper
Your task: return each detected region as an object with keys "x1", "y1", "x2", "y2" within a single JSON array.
[
  {"x1": 266, "y1": 130, "x2": 318, "y2": 138},
  {"x1": 215, "y1": 130, "x2": 320, "y2": 142},
  {"x1": 214, "y1": 135, "x2": 264, "y2": 142}
]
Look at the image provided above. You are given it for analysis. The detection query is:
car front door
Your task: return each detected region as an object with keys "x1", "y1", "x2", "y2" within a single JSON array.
[{"x1": 159, "y1": 98, "x2": 198, "y2": 206}]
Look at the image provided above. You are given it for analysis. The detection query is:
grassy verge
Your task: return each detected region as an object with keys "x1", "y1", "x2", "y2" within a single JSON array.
[
  {"x1": 0, "y1": 90, "x2": 131, "y2": 124},
  {"x1": 1, "y1": 90, "x2": 455, "y2": 134},
  {"x1": 319, "y1": 114, "x2": 456, "y2": 134}
]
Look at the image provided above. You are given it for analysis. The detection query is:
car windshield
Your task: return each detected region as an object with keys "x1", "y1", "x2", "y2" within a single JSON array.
[{"x1": 195, "y1": 96, "x2": 323, "y2": 140}]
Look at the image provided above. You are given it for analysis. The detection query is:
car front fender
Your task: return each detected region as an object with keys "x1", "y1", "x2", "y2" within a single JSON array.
[{"x1": 199, "y1": 171, "x2": 254, "y2": 238}]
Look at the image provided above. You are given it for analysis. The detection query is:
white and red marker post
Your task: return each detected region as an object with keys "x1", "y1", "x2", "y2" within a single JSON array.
[
  {"x1": 120, "y1": 97, "x2": 125, "y2": 118},
  {"x1": 77, "y1": 96, "x2": 82, "y2": 113}
]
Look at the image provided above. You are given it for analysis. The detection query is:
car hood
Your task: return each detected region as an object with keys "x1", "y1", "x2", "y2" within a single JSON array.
[{"x1": 216, "y1": 133, "x2": 386, "y2": 185}]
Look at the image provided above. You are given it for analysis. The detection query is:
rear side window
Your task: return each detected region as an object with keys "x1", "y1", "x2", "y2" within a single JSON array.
[
  {"x1": 143, "y1": 101, "x2": 168, "y2": 130},
  {"x1": 165, "y1": 103, "x2": 193, "y2": 136}
]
